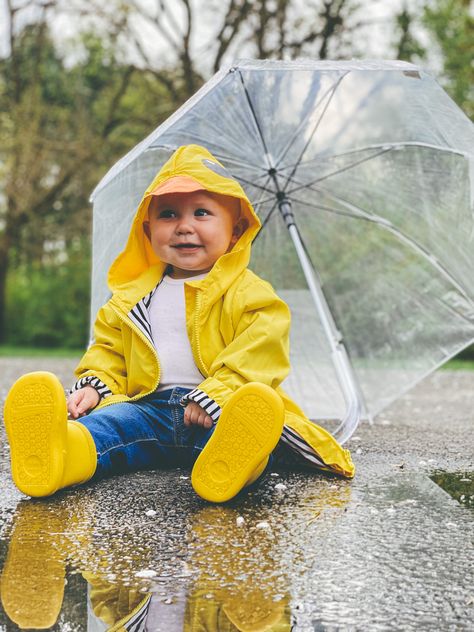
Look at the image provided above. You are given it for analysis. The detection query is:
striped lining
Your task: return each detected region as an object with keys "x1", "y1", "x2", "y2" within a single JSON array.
[
  {"x1": 281, "y1": 425, "x2": 327, "y2": 469},
  {"x1": 72, "y1": 287, "x2": 158, "y2": 399},
  {"x1": 128, "y1": 287, "x2": 156, "y2": 346},
  {"x1": 121, "y1": 596, "x2": 151, "y2": 632},
  {"x1": 71, "y1": 375, "x2": 112, "y2": 400},
  {"x1": 180, "y1": 387, "x2": 222, "y2": 422}
]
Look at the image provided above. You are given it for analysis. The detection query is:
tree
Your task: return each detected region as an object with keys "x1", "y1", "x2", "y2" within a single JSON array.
[
  {"x1": 1, "y1": 0, "x2": 472, "y2": 348},
  {"x1": 423, "y1": 0, "x2": 473, "y2": 119},
  {"x1": 0, "y1": 1, "x2": 175, "y2": 344},
  {"x1": 393, "y1": 6, "x2": 427, "y2": 62}
]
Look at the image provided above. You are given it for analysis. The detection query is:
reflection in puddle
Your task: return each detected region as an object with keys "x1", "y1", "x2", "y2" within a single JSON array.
[
  {"x1": 430, "y1": 470, "x2": 474, "y2": 509},
  {"x1": 0, "y1": 473, "x2": 351, "y2": 630}
]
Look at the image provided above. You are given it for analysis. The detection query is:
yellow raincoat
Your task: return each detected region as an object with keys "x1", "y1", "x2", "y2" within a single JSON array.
[{"x1": 75, "y1": 145, "x2": 354, "y2": 478}]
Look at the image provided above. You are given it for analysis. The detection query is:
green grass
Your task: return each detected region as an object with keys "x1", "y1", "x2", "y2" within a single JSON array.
[
  {"x1": 0, "y1": 345, "x2": 473, "y2": 369},
  {"x1": 0, "y1": 345, "x2": 82, "y2": 358},
  {"x1": 442, "y1": 358, "x2": 474, "y2": 371}
]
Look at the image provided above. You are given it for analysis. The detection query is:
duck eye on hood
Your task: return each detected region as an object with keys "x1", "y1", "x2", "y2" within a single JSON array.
[{"x1": 201, "y1": 158, "x2": 235, "y2": 180}]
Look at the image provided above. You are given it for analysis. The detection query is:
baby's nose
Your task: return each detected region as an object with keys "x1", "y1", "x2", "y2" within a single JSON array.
[{"x1": 176, "y1": 218, "x2": 195, "y2": 234}]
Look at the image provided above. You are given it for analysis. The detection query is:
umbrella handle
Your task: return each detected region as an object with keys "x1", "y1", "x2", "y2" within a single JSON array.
[{"x1": 280, "y1": 199, "x2": 364, "y2": 444}]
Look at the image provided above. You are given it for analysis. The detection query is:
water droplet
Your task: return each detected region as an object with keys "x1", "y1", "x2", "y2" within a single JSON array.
[
  {"x1": 256, "y1": 521, "x2": 270, "y2": 530},
  {"x1": 135, "y1": 569, "x2": 157, "y2": 578}
]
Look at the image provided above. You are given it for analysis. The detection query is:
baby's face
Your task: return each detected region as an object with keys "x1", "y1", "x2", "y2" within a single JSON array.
[{"x1": 144, "y1": 190, "x2": 243, "y2": 279}]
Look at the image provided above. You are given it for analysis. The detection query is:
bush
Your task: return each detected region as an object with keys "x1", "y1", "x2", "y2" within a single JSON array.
[{"x1": 6, "y1": 247, "x2": 90, "y2": 349}]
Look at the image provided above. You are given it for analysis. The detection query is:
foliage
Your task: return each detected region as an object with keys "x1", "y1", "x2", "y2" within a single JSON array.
[
  {"x1": 430, "y1": 470, "x2": 474, "y2": 508},
  {"x1": 421, "y1": 1, "x2": 473, "y2": 359},
  {"x1": 423, "y1": 0, "x2": 474, "y2": 119},
  {"x1": 5, "y1": 240, "x2": 90, "y2": 348},
  {"x1": 0, "y1": 0, "x2": 472, "y2": 355},
  {"x1": 0, "y1": 11, "x2": 175, "y2": 343},
  {"x1": 0, "y1": 345, "x2": 82, "y2": 357}
]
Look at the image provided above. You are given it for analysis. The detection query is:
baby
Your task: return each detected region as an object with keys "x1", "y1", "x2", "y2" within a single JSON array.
[{"x1": 4, "y1": 145, "x2": 354, "y2": 502}]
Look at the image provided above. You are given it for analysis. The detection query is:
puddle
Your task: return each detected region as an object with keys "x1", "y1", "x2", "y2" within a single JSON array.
[
  {"x1": 430, "y1": 470, "x2": 474, "y2": 509},
  {"x1": 0, "y1": 471, "x2": 352, "y2": 630},
  {"x1": 1, "y1": 470, "x2": 473, "y2": 630}
]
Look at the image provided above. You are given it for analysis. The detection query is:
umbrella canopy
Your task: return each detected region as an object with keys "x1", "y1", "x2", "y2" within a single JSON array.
[{"x1": 90, "y1": 59, "x2": 474, "y2": 442}]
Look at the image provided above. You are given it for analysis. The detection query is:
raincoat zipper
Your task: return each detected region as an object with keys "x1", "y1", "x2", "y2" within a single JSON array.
[
  {"x1": 192, "y1": 290, "x2": 208, "y2": 378},
  {"x1": 97, "y1": 303, "x2": 161, "y2": 409}
]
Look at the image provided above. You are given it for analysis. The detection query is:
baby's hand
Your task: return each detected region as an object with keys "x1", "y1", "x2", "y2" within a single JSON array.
[
  {"x1": 67, "y1": 386, "x2": 100, "y2": 419},
  {"x1": 184, "y1": 402, "x2": 213, "y2": 429}
]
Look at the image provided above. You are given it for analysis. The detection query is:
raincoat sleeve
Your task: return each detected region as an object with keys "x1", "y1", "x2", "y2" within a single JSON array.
[
  {"x1": 84, "y1": 573, "x2": 151, "y2": 631},
  {"x1": 182, "y1": 280, "x2": 291, "y2": 420},
  {"x1": 72, "y1": 302, "x2": 127, "y2": 399}
]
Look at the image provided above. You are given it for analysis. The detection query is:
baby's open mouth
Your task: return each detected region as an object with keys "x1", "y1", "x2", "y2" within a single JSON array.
[{"x1": 172, "y1": 244, "x2": 203, "y2": 249}]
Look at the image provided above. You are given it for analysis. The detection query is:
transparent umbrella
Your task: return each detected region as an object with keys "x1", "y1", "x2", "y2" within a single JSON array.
[{"x1": 90, "y1": 59, "x2": 474, "y2": 444}]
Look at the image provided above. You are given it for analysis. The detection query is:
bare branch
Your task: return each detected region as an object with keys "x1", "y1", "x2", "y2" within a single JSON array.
[
  {"x1": 126, "y1": 29, "x2": 179, "y2": 100},
  {"x1": 101, "y1": 65, "x2": 135, "y2": 138},
  {"x1": 318, "y1": 0, "x2": 347, "y2": 59},
  {"x1": 284, "y1": 0, "x2": 351, "y2": 58},
  {"x1": 276, "y1": 0, "x2": 289, "y2": 58},
  {"x1": 180, "y1": 0, "x2": 197, "y2": 94},
  {"x1": 158, "y1": 0, "x2": 182, "y2": 37},
  {"x1": 213, "y1": 0, "x2": 253, "y2": 73},
  {"x1": 153, "y1": 0, "x2": 182, "y2": 51},
  {"x1": 256, "y1": 0, "x2": 272, "y2": 58}
]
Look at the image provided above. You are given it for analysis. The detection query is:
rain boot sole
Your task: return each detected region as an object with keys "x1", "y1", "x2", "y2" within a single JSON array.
[
  {"x1": 4, "y1": 372, "x2": 67, "y2": 497},
  {"x1": 0, "y1": 502, "x2": 66, "y2": 628},
  {"x1": 191, "y1": 383, "x2": 284, "y2": 503}
]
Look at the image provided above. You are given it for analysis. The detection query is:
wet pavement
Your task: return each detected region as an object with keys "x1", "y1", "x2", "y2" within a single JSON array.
[{"x1": 0, "y1": 358, "x2": 473, "y2": 631}]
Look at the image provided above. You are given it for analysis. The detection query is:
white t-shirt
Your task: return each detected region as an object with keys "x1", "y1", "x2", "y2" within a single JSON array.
[{"x1": 148, "y1": 274, "x2": 207, "y2": 392}]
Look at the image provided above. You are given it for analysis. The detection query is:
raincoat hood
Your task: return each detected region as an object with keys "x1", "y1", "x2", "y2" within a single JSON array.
[{"x1": 108, "y1": 145, "x2": 261, "y2": 292}]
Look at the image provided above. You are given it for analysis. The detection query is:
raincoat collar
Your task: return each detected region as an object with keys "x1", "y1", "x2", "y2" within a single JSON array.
[{"x1": 107, "y1": 145, "x2": 261, "y2": 303}]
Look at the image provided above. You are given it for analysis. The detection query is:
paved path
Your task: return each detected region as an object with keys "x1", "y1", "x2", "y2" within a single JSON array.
[{"x1": 0, "y1": 358, "x2": 473, "y2": 631}]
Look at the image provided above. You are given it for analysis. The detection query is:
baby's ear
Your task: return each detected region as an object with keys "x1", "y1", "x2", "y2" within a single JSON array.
[{"x1": 232, "y1": 217, "x2": 248, "y2": 241}]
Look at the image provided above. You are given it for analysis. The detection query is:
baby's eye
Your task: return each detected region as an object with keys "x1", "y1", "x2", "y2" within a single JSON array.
[
  {"x1": 195, "y1": 208, "x2": 210, "y2": 216},
  {"x1": 158, "y1": 209, "x2": 176, "y2": 218}
]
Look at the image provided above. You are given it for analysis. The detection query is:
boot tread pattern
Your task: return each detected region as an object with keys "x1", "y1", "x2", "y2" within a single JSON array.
[
  {"x1": 4, "y1": 373, "x2": 66, "y2": 496},
  {"x1": 8, "y1": 410, "x2": 53, "y2": 486},
  {"x1": 192, "y1": 385, "x2": 283, "y2": 502}
]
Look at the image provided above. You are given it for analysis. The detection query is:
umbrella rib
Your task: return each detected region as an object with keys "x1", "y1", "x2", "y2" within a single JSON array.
[
  {"x1": 280, "y1": 72, "x2": 350, "y2": 189},
  {"x1": 234, "y1": 173, "x2": 276, "y2": 195},
  {"x1": 272, "y1": 76, "x2": 349, "y2": 169},
  {"x1": 279, "y1": 141, "x2": 469, "y2": 175},
  {"x1": 251, "y1": 177, "x2": 280, "y2": 212},
  {"x1": 254, "y1": 194, "x2": 280, "y2": 208},
  {"x1": 284, "y1": 147, "x2": 392, "y2": 194},
  {"x1": 236, "y1": 70, "x2": 272, "y2": 169},
  {"x1": 293, "y1": 187, "x2": 474, "y2": 306},
  {"x1": 208, "y1": 151, "x2": 268, "y2": 175},
  {"x1": 284, "y1": 140, "x2": 470, "y2": 196},
  {"x1": 287, "y1": 195, "x2": 369, "y2": 222},
  {"x1": 255, "y1": 201, "x2": 279, "y2": 236}
]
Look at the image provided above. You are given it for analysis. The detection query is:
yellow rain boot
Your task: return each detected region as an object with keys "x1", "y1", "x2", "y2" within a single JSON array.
[
  {"x1": 0, "y1": 501, "x2": 67, "y2": 629},
  {"x1": 191, "y1": 382, "x2": 284, "y2": 503},
  {"x1": 222, "y1": 590, "x2": 289, "y2": 632},
  {"x1": 185, "y1": 505, "x2": 291, "y2": 631},
  {"x1": 4, "y1": 371, "x2": 97, "y2": 497}
]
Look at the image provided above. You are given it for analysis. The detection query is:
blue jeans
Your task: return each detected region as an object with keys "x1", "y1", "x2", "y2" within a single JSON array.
[{"x1": 80, "y1": 387, "x2": 274, "y2": 483}]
